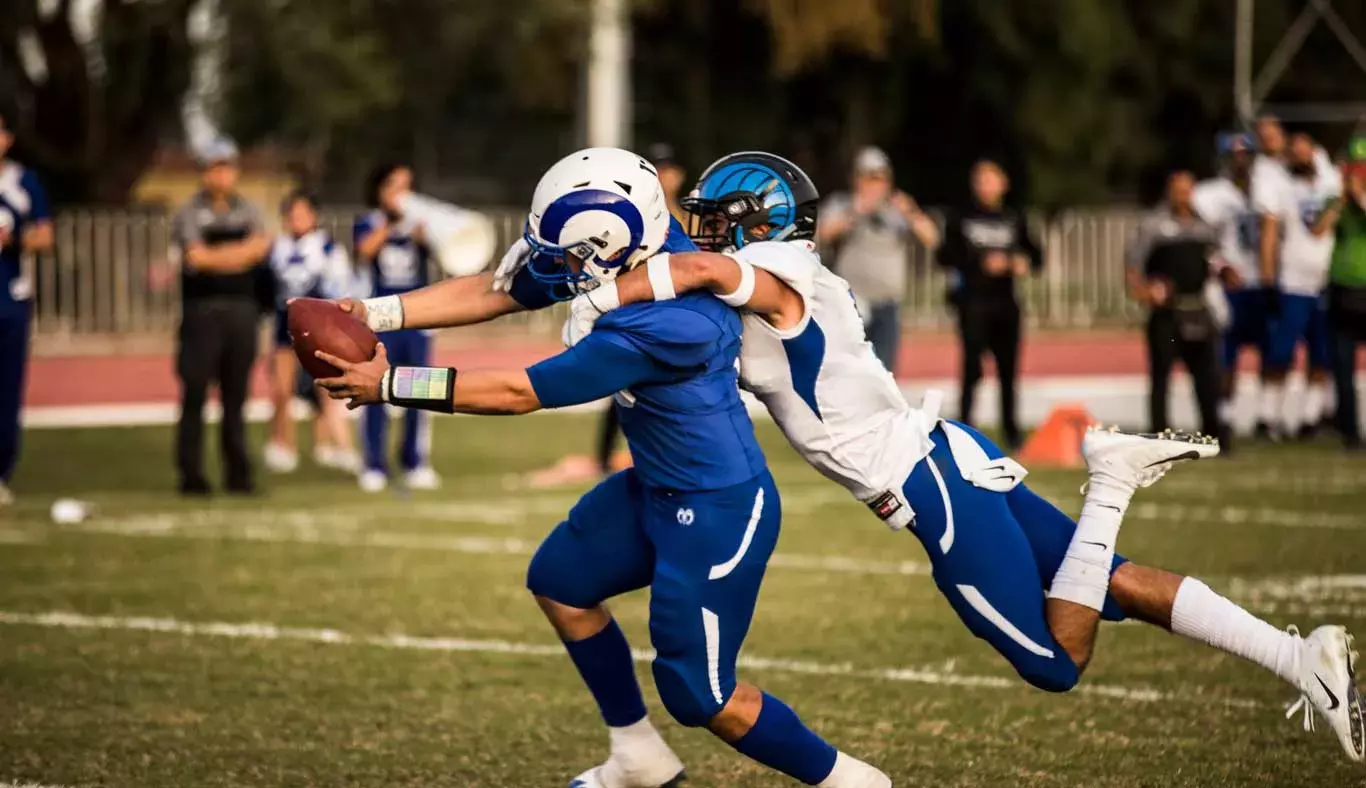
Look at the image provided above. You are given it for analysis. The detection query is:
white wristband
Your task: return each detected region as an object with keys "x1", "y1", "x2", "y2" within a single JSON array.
[
  {"x1": 718, "y1": 257, "x2": 756, "y2": 307},
  {"x1": 379, "y1": 368, "x2": 392, "y2": 403},
  {"x1": 646, "y1": 254, "x2": 677, "y2": 301},
  {"x1": 586, "y1": 280, "x2": 621, "y2": 313},
  {"x1": 363, "y1": 295, "x2": 404, "y2": 332}
]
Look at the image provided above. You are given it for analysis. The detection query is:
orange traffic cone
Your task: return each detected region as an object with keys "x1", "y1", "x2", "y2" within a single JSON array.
[{"x1": 1017, "y1": 404, "x2": 1096, "y2": 469}]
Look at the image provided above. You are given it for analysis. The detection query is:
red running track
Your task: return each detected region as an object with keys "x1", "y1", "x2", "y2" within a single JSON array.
[{"x1": 23, "y1": 330, "x2": 1327, "y2": 408}]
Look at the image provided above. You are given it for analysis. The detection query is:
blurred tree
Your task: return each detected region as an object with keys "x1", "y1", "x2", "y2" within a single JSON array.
[{"x1": 0, "y1": 0, "x2": 196, "y2": 203}]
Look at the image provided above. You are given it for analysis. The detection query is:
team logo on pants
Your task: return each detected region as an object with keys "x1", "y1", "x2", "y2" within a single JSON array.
[{"x1": 676, "y1": 508, "x2": 695, "y2": 525}]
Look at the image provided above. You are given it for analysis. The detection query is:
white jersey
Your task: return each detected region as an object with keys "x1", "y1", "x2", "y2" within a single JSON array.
[
  {"x1": 1251, "y1": 154, "x2": 1342, "y2": 296},
  {"x1": 1192, "y1": 177, "x2": 1259, "y2": 286},
  {"x1": 267, "y1": 229, "x2": 353, "y2": 304},
  {"x1": 727, "y1": 240, "x2": 935, "y2": 510}
]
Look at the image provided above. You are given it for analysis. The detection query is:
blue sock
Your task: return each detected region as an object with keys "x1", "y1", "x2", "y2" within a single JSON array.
[
  {"x1": 563, "y1": 619, "x2": 648, "y2": 728},
  {"x1": 730, "y1": 693, "x2": 838, "y2": 785}
]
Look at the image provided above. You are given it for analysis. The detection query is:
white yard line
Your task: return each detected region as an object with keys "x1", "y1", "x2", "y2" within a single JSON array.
[
  {"x1": 0, "y1": 609, "x2": 1259, "y2": 707},
  {"x1": 47, "y1": 515, "x2": 934, "y2": 577},
  {"x1": 0, "y1": 782, "x2": 77, "y2": 788}
]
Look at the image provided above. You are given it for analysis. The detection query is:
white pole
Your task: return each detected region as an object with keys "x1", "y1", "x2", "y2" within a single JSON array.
[
  {"x1": 586, "y1": 0, "x2": 630, "y2": 149},
  {"x1": 1234, "y1": 0, "x2": 1254, "y2": 127}
]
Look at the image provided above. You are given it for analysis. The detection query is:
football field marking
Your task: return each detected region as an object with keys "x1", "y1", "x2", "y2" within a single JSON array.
[{"x1": 0, "y1": 609, "x2": 1261, "y2": 708}]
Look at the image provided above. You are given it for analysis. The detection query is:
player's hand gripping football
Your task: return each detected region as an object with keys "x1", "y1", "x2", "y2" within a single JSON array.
[{"x1": 316, "y1": 342, "x2": 390, "y2": 410}]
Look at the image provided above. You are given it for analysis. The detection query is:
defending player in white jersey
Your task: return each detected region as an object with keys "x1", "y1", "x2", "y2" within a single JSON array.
[
  {"x1": 1193, "y1": 132, "x2": 1264, "y2": 438},
  {"x1": 567, "y1": 151, "x2": 1364, "y2": 765},
  {"x1": 1253, "y1": 131, "x2": 1343, "y2": 439}
]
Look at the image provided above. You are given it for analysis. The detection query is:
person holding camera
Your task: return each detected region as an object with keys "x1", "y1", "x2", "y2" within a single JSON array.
[{"x1": 817, "y1": 146, "x2": 939, "y2": 374}]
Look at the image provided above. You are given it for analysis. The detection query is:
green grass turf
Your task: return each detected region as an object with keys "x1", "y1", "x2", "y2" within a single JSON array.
[{"x1": 2, "y1": 416, "x2": 1365, "y2": 787}]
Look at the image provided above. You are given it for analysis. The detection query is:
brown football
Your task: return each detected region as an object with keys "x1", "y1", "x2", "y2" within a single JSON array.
[{"x1": 287, "y1": 298, "x2": 379, "y2": 379}]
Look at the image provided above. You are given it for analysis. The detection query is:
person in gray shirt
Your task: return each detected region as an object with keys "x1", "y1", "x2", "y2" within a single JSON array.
[
  {"x1": 170, "y1": 139, "x2": 271, "y2": 495},
  {"x1": 817, "y1": 146, "x2": 939, "y2": 374}
]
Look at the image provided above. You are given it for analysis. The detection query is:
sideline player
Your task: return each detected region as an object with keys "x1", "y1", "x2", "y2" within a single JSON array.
[
  {"x1": 562, "y1": 151, "x2": 1364, "y2": 764},
  {"x1": 1193, "y1": 132, "x2": 1263, "y2": 441},
  {"x1": 263, "y1": 190, "x2": 360, "y2": 474},
  {"x1": 319, "y1": 148, "x2": 893, "y2": 788},
  {"x1": 353, "y1": 163, "x2": 441, "y2": 492},
  {"x1": 1254, "y1": 131, "x2": 1342, "y2": 439}
]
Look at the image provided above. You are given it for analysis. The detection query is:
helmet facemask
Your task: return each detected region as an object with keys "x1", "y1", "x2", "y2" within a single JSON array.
[{"x1": 681, "y1": 191, "x2": 792, "y2": 252}]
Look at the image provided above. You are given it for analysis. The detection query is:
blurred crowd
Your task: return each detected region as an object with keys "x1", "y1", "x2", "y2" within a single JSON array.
[
  {"x1": 1125, "y1": 115, "x2": 1366, "y2": 454},
  {"x1": 4, "y1": 105, "x2": 1366, "y2": 505}
]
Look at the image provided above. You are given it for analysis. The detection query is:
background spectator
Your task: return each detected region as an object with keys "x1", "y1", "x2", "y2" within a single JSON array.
[
  {"x1": 1253, "y1": 131, "x2": 1340, "y2": 440},
  {"x1": 354, "y1": 163, "x2": 441, "y2": 493},
  {"x1": 1126, "y1": 169, "x2": 1222, "y2": 441},
  {"x1": 939, "y1": 159, "x2": 1039, "y2": 448},
  {"x1": 817, "y1": 145, "x2": 939, "y2": 373},
  {"x1": 1325, "y1": 151, "x2": 1366, "y2": 450},
  {"x1": 1193, "y1": 132, "x2": 1260, "y2": 444},
  {"x1": 263, "y1": 190, "x2": 360, "y2": 475},
  {"x1": 0, "y1": 109, "x2": 53, "y2": 507},
  {"x1": 170, "y1": 138, "x2": 270, "y2": 496}
]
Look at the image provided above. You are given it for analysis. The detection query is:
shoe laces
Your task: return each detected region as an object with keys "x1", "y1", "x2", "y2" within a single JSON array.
[{"x1": 1284, "y1": 625, "x2": 1318, "y2": 732}]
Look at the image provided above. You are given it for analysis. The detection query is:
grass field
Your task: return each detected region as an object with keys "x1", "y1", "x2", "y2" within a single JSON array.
[{"x1": 3, "y1": 415, "x2": 1366, "y2": 787}]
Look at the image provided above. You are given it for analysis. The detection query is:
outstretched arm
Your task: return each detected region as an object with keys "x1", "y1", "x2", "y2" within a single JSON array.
[
  {"x1": 315, "y1": 331, "x2": 666, "y2": 415},
  {"x1": 604, "y1": 251, "x2": 804, "y2": 330}
]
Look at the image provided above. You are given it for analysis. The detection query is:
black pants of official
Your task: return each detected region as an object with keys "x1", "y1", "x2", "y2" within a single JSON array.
[
  {"x1": 1328, "y1": 287, "x2": 1366, "y2": 448},
  {"x1": 957, "y1": 296, "x2": 1022, "y2": 446},
  {"x1": 176, "y1": 297, "x2": 260, "y2": 491},
  {"x1": 1147, "y1": 310, "x2": 1221, "y2": 437}
]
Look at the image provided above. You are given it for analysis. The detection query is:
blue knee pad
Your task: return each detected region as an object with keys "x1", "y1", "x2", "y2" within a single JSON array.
[{"x1": 525, "y1": 470, "x2": 654, "y2": 608}]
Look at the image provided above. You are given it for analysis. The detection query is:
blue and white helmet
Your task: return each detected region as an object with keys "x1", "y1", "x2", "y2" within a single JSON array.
[{"x1": 523, "y1": 147, "x2": 671, "y2": 292}]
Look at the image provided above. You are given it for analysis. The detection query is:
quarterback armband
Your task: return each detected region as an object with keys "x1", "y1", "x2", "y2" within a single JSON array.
[
  {"x1": 718, "y1": 257, "x2": 756, "y2": 307},
  {"x1": 380, "y1": 365, "x2": 458, "y2": 414},
  {"x1": 362, "y1": 295, "x2": 405, "y2": 332},
  {"x1": 646, "y1": 254, "x2": 677, "y2": 301}
]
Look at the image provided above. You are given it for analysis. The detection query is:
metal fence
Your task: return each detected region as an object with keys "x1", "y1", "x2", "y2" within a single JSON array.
[{"x1": 26, "y1": 206, "x2": 1151, "y2": 352}]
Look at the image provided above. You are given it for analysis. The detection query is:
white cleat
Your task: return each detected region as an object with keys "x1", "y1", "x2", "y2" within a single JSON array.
[
  {"x1": 262, "y1": 441, "x2": 299, "y2": 474},
  {"x1": 358, "y1": 469, "x2": 388, "y2": 493},
  {"x1": 404, "y1": 466, "x2": 442, "y2": 491},
  {"x1": 1286, "y1": 624, "x2": 1365, "y2": 763},
  {"x1": 0, "y1": 481, "x2": 12, "y2": 507},
  {"x1": 1081, "y1": 426, "x2": 1219, "y2": 492},
  {"x1": 569, "y1": 720, "x2": 686, "y2": 788}
]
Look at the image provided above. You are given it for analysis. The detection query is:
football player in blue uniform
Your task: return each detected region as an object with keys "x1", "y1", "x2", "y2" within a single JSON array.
[
  {"x1": 353, "y1": 163, "x2": 440, "y2": 492},
  {"x1": 318, "y1": 147, "x2": 892, "y2": 787},
  {"x1": 0, "y1": 110, "x2": 54, "y2": 507}
]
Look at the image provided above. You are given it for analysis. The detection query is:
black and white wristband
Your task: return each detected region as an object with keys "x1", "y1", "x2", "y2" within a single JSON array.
[{"x1": 380, "y1": 366, "x2": 458, "y2": 414}]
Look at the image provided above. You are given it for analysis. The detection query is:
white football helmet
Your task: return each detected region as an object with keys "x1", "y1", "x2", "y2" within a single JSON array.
[{"x1": 523, "y1": 147, "x2": 671, "y2": 293}]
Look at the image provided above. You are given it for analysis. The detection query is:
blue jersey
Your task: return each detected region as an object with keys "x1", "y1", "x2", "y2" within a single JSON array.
[
  {"x1": 354, "y1": 210, "x2": 431, "y2": 296},
  {"x1": 528, "y1": 291, "x2": 765, "y2": 491},
  {"x1": 0, "y1": 161, "x2": 51, "y2": 317},
  {"x1": 519, "y1": 219, "x2": 765, "y2": 491}
]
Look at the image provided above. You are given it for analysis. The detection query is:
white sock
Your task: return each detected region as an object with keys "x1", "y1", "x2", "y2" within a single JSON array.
[
  {"x1": 1303, "y1": 381, "x2": 1327, "y2": 425},
  {"x1": 1047, "y1": 478, "x2": 1130, "y2": 612},
  {"x1": 819, "y1": 751, "x2": 888, "y2": 788},
  {"x1": 1259, "y1": 382, "x2": 1284, "y2": 427},
  {"x1": 608, "y1": 716, "x2": 661, "y2": 751},
  {"x1": 1170, "y1": 577, "x2": 1301, "y2": 686}
]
